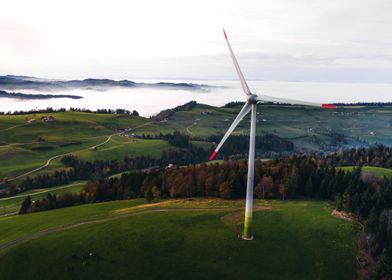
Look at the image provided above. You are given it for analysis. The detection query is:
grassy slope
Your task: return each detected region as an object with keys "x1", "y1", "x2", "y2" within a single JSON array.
[
  {"x1": 0, "y1": 112, "x2": 169, "y2": 178},
  {"x1": 75, "y1": 137, "x2": 171, "y2": 161},
  {"x1": 140, "y1": 104, "x2": 392, "y2": 152},
  {"x1": 2, "y1": 104, "x2": 392, "y2": 179},
  {"x1": 0, "y1": 199, "x2": 148, "y2": 245},
  {"x1": 341, "y1": 166, "x2": 392, "y2": 178},
  {"x1": 0, "y1": 199, "x2": 356, "y2": 280},
  {"x1": 0, "y1": 181, "x2": 86, "y2": 216}
]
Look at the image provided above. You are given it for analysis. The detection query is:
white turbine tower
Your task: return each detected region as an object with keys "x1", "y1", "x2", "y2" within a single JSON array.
[{"x1": 209, "y1": 29, "x2": 337, "y2": 240}]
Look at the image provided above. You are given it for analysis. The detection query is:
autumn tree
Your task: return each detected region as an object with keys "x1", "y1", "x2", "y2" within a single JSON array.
[{"x1": 219, "y1": 181, "x2": 232, "y2": 199}]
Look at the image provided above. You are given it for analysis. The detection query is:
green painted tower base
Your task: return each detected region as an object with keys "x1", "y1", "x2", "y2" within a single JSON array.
[
  {"x1": 242, "y1": 234, "x2": 254, "y2": 241},
  {"x1": 242, "y1": 212, "x2": 253, "y2": 240}
]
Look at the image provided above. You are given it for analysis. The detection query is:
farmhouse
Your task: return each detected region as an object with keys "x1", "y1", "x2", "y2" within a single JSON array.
[{"x1": 41, "y1": 116, "x2": 55, "y2": 122}]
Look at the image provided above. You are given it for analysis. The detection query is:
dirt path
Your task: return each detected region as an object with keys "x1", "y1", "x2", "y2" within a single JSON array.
[
  {"x1": 1, "y1": 135, "x2": 107, "y2": 147},
  {"x1": 5, "y1": 121, "x2": 152, "y2": 182},
  {"x1": 0, "y1": 211, "x2": 18, "y2": 218},
  {"x1": 186, "y1": 122, "x2": 196, "y2": 135},
  {"x1": 8, "y1": 151, "x2": 85, "y2": 182},
  {"x1": 185, "y1": 120, "x2": 201, "y2": 136},
  {"x1": 0, "y1": 182, "x2": 84, "y2": 202},
  {"x1": 0, "y1": 207, "x2": 232, "y2": 256},
  {"x1": 0, "y1": 123, "x2": 29, "y2": 132}
]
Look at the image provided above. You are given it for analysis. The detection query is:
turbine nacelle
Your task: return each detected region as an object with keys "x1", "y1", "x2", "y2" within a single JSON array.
[{"x1": 247, "y1": 94, "x2": 259, "y2": 104}]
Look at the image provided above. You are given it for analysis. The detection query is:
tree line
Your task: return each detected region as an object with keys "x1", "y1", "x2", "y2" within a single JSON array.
[
  {"x1": 0, "y1": 107, "x2": 139, "y2": 116},
  {"x1": 2, "y1": 143, "x2": 210, "y2": 198},
  {"x1": 208, "y1": 134, "x2": 294, "y2": 155},
  {"x1": 324, "y1": 145, "x2": 392, "y2": 167}
]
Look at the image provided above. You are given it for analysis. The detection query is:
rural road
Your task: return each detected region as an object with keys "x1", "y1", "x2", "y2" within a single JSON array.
[
  {"x1": 0, "y1": 182, "x2": 84, "y2": 202},
  {"x1": 8, "y1": 151, "x2": 83, "y2": 182},
  {"x1": 5, "y1": 121, "x2": 152, "y2": 182},
  {"x1": 0, "y1": 207, "x2": 233, "y2": 256},
  {"x1": 1, "y1": 135, "x2": 107, "y2": 147}
]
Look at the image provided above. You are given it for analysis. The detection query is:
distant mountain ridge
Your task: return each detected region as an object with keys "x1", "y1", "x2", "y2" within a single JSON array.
[
  {"x1": 0, "y1": 90, "x2": 82, "y2": 100},
  {"x1": 0, "y1": 75, "x2": 211, "y2": 91}
]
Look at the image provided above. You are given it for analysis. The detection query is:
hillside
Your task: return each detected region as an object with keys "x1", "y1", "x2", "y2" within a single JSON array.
[
  {"x1": 0, "y1": 181, "x2": 85, "y2": 216},
  {"x1": 1, "y1": 102, "x2": 392, "y2": 182},
  {"x1": 0, "y1": 199, "x2": 356, "y2": 280},
  {"x1": 0, "y1": 90, "x2": 82, "y2": 100},
  {"x1": 341, "y1": 166, "x2": 392, "y2": 178},
  {"x1": 0, "y1": 75, "x2": 211, "y2": 91}
]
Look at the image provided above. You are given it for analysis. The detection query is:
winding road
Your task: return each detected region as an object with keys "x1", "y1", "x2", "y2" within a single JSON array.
[{"x1": 5, "y1": 121, "x2": 153, "y2": 182}]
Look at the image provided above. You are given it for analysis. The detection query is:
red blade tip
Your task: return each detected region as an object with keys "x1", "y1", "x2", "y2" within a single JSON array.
[
  {"x1": 209, "y1": 151, "x2": 217, "y2": 161},
  {"x1": 223, "y1": 29, "x2": 227, "y2": 39},
  {"x1": 322, "y1": 104, "x2": 337, "y2": 109}
]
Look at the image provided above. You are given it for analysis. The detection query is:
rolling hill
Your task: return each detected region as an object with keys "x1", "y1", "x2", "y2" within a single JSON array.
[
  {"x1": 0, "y1": 199, "x2": 356, "y2": 280},
  {"x1": 1, "y1": 102, "x2": 392, "y2": 183}
]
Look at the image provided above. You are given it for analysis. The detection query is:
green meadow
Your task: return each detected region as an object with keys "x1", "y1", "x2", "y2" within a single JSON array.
[
  {"x1": 341, "y1": 165, "x2": 392, "y2": 178},
  {"x1": 0, "y1": 199, "x2": 357, "y2": 280}
]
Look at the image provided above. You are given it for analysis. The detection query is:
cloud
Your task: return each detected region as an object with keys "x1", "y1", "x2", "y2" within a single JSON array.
[{"x1": 0, "y1": 0, "x2": 391, "y2": 82}]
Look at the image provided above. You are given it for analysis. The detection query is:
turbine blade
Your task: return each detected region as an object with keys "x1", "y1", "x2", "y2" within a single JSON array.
[
  {"x1": 209, "y1": 103, "x2": 251, "y2": 160},
  {"x1": 223, "y1": 29, "x2": 251, "y2": 96},
  {"x1": 257, "y1": 95, "x2": 337, "y2": 108}
]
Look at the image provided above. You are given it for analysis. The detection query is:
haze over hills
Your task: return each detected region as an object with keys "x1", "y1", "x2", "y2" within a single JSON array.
[
  {"x1": 0, "y1": 75, "x2": 212, "y2": 92},
  {"x1": 0, "y1": 90, "x2": 82, "y2": 100}
]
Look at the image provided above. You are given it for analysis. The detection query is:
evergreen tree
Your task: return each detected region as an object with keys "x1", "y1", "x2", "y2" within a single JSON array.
[
  {"x1": 305, "y1": 177, "x2": 314, "y2": 197},
  {"x1": 144, "y1": 188, "x2": 153, "y2": 201},
  {"x1": 19, "y1": 195, "x2": 31, "y2": 214}
]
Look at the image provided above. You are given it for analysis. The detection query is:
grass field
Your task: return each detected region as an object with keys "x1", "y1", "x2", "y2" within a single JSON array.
[
  {"x1": 0, "y1": 181, "x2": 86, "y2": 216},
  {"x1": 75, "y1": 137, "x2": 172, "y2": 161},
  {"x1": 0, "y1": 111, "x2": 171, "y2": 179},
  {"x1": 341, "y1": 165, "x2": 392, "y2": 178},
  {"x1": 0, "y1": 111, "x2": 150, "y2": 179},
  {"x1": 0, "y1": 199, "x2": 357, "y2": 280}
]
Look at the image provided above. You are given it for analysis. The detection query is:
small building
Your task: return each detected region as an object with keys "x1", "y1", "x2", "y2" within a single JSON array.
[
  {"x1": 41, "y1": 116, "x2": 55, "y2": 122},
  {"x1": 166, "y1": 163, "x2": 174, "y2": 169}
]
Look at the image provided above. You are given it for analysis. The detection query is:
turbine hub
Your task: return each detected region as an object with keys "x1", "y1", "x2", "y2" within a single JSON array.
[{"x1": 247, "y1": 94, "x2": 258, "y2": 105}]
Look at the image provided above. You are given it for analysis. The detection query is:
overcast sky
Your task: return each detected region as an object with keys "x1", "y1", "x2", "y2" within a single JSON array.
[{"x1": 1, "y1": 0, "x2": 391, "y2": 82}]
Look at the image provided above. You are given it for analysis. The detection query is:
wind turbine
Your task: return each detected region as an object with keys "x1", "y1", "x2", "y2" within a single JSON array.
[{"x1": 209, "y1": 29, "x2": 337, "y2": 240}]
